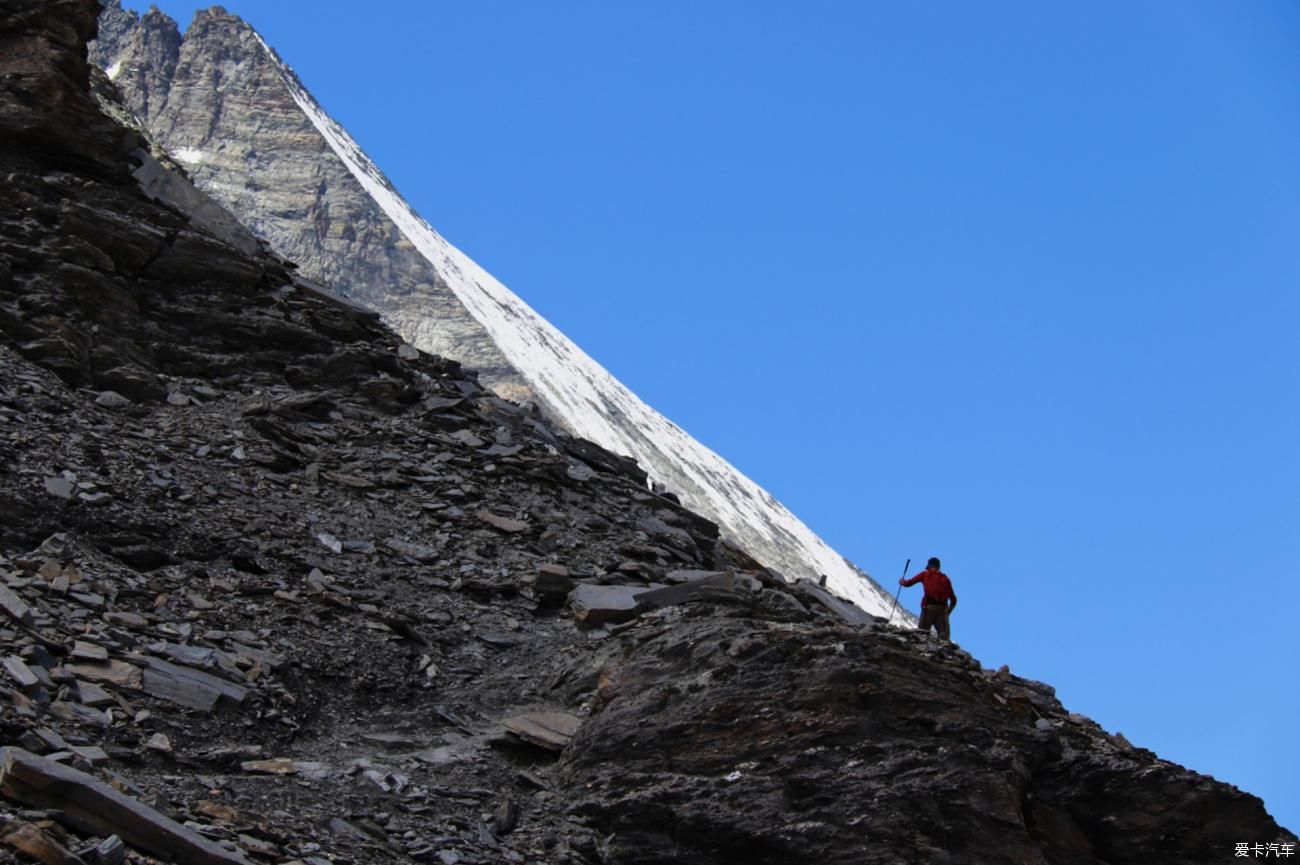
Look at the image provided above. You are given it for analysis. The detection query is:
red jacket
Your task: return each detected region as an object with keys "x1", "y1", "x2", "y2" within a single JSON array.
[{"x1": 902, "y1": 570, "x2": 957, "y2": 611}]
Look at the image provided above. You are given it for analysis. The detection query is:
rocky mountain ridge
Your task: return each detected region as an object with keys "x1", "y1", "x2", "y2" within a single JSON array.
[
  {"x1": 86, "y1": 0, "x2": 896, "y2": 615},
  {"x1": 0, "y1": 2, "x2": 1291, "y2": 864}
]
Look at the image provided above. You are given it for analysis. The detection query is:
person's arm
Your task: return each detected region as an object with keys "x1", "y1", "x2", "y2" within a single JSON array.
[
  {"x1": 947, "y1": 589, "x2": 957, "y2": 613},
  {"x1": 900, "y1": 573, "x2": 924, "y2": 587}
]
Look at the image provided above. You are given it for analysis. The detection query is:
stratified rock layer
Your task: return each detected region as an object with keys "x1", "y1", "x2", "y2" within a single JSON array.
[{"x1": 560, "y1": 618, "x2": 1281, "y2": 864}]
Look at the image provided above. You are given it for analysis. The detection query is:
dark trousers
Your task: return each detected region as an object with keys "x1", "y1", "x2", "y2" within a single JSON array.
[{"x1": 918, "y1": 603, "x2": 950, "y2": 641}]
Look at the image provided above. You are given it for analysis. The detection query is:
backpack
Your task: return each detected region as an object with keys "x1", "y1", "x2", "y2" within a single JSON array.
[{"x1": 924, "y1": 572, "x2": 952, "y2": 605}]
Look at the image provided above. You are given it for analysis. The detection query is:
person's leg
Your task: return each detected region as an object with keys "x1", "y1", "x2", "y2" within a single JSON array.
[
  {"x1": 917, "y1": 606, "x2": 936, "y2": 634},
  {"x1": 936, "y1": 607, "x2": 950, "y2": 641}
]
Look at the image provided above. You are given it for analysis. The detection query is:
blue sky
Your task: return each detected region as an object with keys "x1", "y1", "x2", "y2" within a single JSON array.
[{"x1": 124, "y1": 0, "x2": 1299, "y2": 832}]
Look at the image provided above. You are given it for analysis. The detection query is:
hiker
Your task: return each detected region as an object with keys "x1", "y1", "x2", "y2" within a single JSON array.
[{"x1": 899, "y1": 557, "x2": 957, "y2": 641}]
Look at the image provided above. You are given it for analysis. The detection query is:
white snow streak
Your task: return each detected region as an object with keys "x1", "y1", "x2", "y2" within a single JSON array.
[
  {"x1": 106, "y1": 61, "x2": 122, "y2": 80},
  {"x1": 174, "y1": 147, "x2": 205, "y2": 165},
  {"x1": 252, "y1": 34, "x2": 896, "y2": 618}
]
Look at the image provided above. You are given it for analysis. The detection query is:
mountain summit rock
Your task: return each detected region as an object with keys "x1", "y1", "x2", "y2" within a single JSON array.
[{"x1": 88, "y1": 0, "x2": 896, "y2": 614}]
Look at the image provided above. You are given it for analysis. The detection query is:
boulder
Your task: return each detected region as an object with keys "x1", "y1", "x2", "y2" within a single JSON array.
[{"x1": 568, "y1": 584, "x2": 649, "y2": 626}]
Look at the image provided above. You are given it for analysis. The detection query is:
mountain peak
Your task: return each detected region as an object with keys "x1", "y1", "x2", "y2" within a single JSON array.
[{"x1": 191, "y1": 5, "x2": 248, "y2": 27}]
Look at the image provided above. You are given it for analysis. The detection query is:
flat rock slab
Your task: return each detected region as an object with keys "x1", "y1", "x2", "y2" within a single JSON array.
[
  {"x1": 789, "y1": 579, "x2": 878, "y2": 627},
  {"x1": 239, "y1": 759, "x2": 329, "y2": 780},
  {"x1": 0, "y1": 747, "x2": 251, "y2": 865},
  {"x1": 476, "y1": 511, "x2": 530, "y2": 534},
  {"x1": 3, "y1": 656, "x2": 41, "y2": 689},
  {"x1": 0, "y1": 585, "x2": 34, "y2": 626},
  {"x1": 634, "y1": 571, "x2": 758, "y2": 613},
  {"x1": 66, "y1": 746, "x2": 109, "y2": 765},
  {"x1": 383, "y1": 538, "x2": 439, "y2": 563},
  {"x1": 477, "y1": 631, "x2": 521, "y2": 649},
  {"x1": 48, "y1": 702, "x2": 109, "y2": 729},
  {"x1": 412, "y1": 743, "x2": 481, "y2": 766},
  {"x1": 665, "y1": 569, "x2": 727, "y2": 584},
  {"x1": 102, "y1": 611, "x2": 149, "y2": 629},
  {"x1": 74, "y1": 681, "x2": 115, "y2": 707},
  {"x1": 568, "y1": 584, "x2": 650, "y2": 626},
  {"x1": 360, "y1": 733, "x2": 422, "y2": 750},
  {"x1": 136, "y1": 655, "x2": 247, "y2": 713},
  {"x1": 1, "y1": 821, "x2": 85, "y2": 865},
  {"x1": 240, "y1": 758, "x2": 298, "y2": 775},
  {"x1": 321, "y1": 471, "x2": 374, "y2": 489},
  {"x1": 71, "y1": 641, "x2": 108, "y2": 662},
  {"x1": 43, "y1": 477, "x2": 76, "y2": 499},
  {"x1": 450, "y1": 431, "x2": 486, "y2": 448},
  {"x1": 500, "y1": 711, "x2": 582, "y2": 751},
  {"x1": 65, "y1": 661, "x2": 142, "y2": 690},
  {"x1": 151, "y1": 643, "x2": 221, "y2": 670},
  {"x1": 423, "y1": 396, "x2": 464, "y2": 412}
]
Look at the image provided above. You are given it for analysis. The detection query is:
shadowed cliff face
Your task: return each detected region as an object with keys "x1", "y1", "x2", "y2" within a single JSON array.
[
  {"x1": 558, "y1": 619, "x2": 1285, "y2": 864},
  {"x1": 0, "y1": 3, "x2": 1292, "y2": 864}
]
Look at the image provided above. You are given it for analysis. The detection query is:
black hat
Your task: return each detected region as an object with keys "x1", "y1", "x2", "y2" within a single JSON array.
[{"x1": 927, "y1": 557, "x2": 941, "y2": 568}]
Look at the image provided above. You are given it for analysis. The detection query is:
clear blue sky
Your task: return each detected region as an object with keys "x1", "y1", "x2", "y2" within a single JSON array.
[{"x1": 125, "y1": 0, "x2": 1299, "y2": 833}]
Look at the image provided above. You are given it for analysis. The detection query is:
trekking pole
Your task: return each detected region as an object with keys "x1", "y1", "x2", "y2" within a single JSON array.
[{"x1": 888, "y1": 558, "x2": 910, "y2": 623}]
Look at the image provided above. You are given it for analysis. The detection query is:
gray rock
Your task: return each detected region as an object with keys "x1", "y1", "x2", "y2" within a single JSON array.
[
  {"x1": 360, "y1": 732, "x2": 420, "y2": 750},
  {"x1": 95, "y1": 364, "x2": 162, "y2": 401},
  {"x1": 0, "y1": 750, "x2": 242, "y2": 865},
  {"x1": 96, "y1": 834, "x2": 127, "y2": 865},
  {"x1": 129, "y1": 148, "x2": 260, "y2": 256},
  {"x1": 568, "y1": 584, "x2": 649, "y2": 626},
  {"x1": 789, "y1": 578, "x2": 877, "y2": 627},
  {"x1": 3, "y1": 656, "x2": 41, "y2": 688},
  {"x1": 94, "y1": 390, "x2": 130, "y2": 410},
  {"x1": 500, "y1": 711, "x2": 582, "y2": 752},
  {"x1": 383, "y1": 537, "x2": 438, "y2": 562},
  {"x1": 633, "y1": 571, "x2": 758, "y2": 614},
  {"x1": 315, "y1": 532, "x2": 343, "y2": 554},
  {"x1": 138, "y1": 655, "x2": 248, "y2": 712},
  {"x1": 450, "y1": 430, "x2": 486, "y2": 449},
  {"x1": 523, "y1": 563, "x2": 575, "y2": 606},
  {"x1": 70, "y1": 641, "x2": 108, "y2": 661},
  {"x1": 75, "y1": 681, "x2": 115, "y2": 707},
  {"x1": 0, "y1": 586, "x2": 36, "y2": 627},
  {"x1": 476, "y1": 511, "x2": 529, "y2": 534},
  {"x1": 44, "y1": 476, "x2": 76, "y2": 499}
]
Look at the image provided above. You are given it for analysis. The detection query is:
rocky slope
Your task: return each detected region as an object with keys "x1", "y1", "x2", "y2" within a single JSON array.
[
  {"x1": 86, "y1": 1, "x2": 896, "y2": 615},
  {"x1": 0, "y1": 2, "x2": 1292, "y2": 864}
]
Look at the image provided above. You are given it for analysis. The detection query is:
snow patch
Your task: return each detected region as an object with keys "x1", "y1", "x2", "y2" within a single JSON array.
[
  {"x1": 106, "y1": 61, "x2": 122, "y2": 80},
  {"x1": 174, "y1": 147, "x2": 205, "y2": 165}
]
